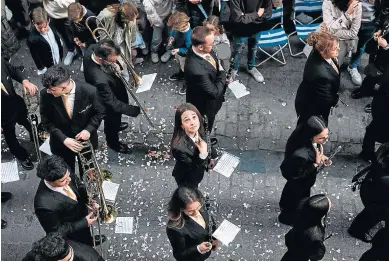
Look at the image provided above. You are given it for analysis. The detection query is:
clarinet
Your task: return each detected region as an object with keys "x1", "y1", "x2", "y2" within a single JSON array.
[
  {"x1": 205, "y1": 195, "x2": 214, "y2": 248},
  {"x1": 317, "y1": 146, "x2": 342, "y2": 172},
  {"x1": 203, "y1": 115, "x2": 212, "y2": 171}
]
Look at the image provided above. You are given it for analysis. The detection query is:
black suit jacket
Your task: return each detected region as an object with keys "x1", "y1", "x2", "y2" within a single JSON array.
[
  {"x1": 295, "y1": 49, "x2": 340, "y2": 120},
  {"x1": 1, "y1": 58, "x2": 28, "y2": 126},
  {"x1": 22, "y1": 239, "x2": 104, "y2": 261},
  {"x1": 185, "y1": 48, "x2": 227, "y2": 118},
  {"x1": 166, "y1": 211, "x2": 214, "y2": 261},
  {"x1": 27, "y1": 25, "x2": 64, "y2": 70},
  {"x1": 34, "y1": 173, "x2": 92, "y2": 245},
  {"x1": 39, "y1": 81, "x2": 105, "y2": 154},
  {"x1": 171, "y1": 134, "x2": 208, "y2": 187},
  {"x1": 83, "y1": 44, "x2": 141, "y2": 117},
  {"x1": 280, "y1": 145, "x2": 317, "y2": 183}
]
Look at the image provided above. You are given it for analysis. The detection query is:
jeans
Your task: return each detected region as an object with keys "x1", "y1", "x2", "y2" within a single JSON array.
[
  {"x1": 349, "y1": 22, "x2": 377, "y2": 69},
  {"x1": 232, "y1": 35, "x2": 258, "y2": 70},
  {"x1": 151, "y1": 23, "x2": 167, "y2": 53}
]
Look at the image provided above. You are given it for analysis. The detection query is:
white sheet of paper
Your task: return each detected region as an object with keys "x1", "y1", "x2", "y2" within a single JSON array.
[
  {"x1": 39, "y1": 137, "x2": 52, "y2": 155},
  {"x1": 115, "y1": 217, "x2": 134, "y2": 234},
  {"x1": 213, "y1": 152, "x2": 240, "y2": 178},
  {"x1": 136, "y1": 73, "x2": 157, "y2": 93},
  {"x1": 212, "y1": 219, "x2": 241, "y2": 246},
  {"x1": 102, "y1": 181, "x2": 120, "y2": 202},
  {"x1": 228, "y1": 81, "x2": 250, "y2": 99},
  {"x1": 1, "y1": 161, "x2": 19, "y2": 183}
]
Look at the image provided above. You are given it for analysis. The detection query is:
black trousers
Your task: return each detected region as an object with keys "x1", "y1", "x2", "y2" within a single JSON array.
[
  {"x1": 51, "y1": 144, "x2": 84, "y2": 177},
  {"x1": 51, "y1": 17, "x2": 75, "y2": 52},
  {"x1": 104, "y1": 111, "x2": 122, "y2": 146},
  {"x1": 362, "y1": 121, "x2": 389, "y2": 158},
  {"x1": 279, "y1": 175, "x2": 317, "y2": 217},
  {"x1": 2, "y1": 112, "x2": 32, "y2": 161},
  {"x1": 359, "y1": 75, "x2": 379, "y2": 96},
  {"x1": 174, "y1": 175, "x2": 202, "y2": 189}
]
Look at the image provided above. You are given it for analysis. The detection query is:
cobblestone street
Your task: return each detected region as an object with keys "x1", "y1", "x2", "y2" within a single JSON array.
[{"x1": 1, "y1": 41, "x2": 377, "y2": 260}]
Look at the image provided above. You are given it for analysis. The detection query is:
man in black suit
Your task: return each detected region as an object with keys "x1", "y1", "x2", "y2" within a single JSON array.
[
  {"x1": 83, "y1": 39, "x2": 141, "y2": 154},
  {"x1": 23, "y1": 232, "x2": 104, "y2": 261},
  {"x1": 34, "y1": 155, "x2": 106, "y2": 246},
  {"x1": 1, "y1": 58, "x2": 38, "y2": 170},
  {"x1": 27, "y1": 7, "x2": 64, "y2": 75},
  {"x1": 40, "y1": 65, "x2": 105, "y2": 174},
  {"x1": 185, "y1": 26, "x2": 227, "y2": 133}
]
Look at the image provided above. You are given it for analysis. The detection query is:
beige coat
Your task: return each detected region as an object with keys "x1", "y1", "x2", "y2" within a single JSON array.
[{"x1": 97, "y1": 7, "x2": 137, "y2": 70}]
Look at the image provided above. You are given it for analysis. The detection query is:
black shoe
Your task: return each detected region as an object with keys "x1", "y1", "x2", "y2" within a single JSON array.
[
  {"x1": 119, "y1": 122, "x2": 129, "y2": 131},
  {"x1": 1, "y1": 192, "x2": 12, "y2": 203},
  {"x1": 278, "y1": 212, "x2": 293, "y2": 226},
  {"x1": 348, "y1": 228, "x2": 372, "y2": 243},
  {"x1": 107, "y1": 143, "x2": 132, "y2": 154},
  {"x1": 178, "y1": 84, "x2": 186, "y2": 95},
  {"x1": 20, "y1": 158, "x2": 34, "y2": 170},
  {"x1": 1, "y1": 220, "x2": 7, "y2": 229},
  {"x1": 364, "y1": 103, "x2": 372, "y2": 113},
  {"x1": 351, "y1": 89, "x2": 369, "y2": 99},
  {"x1": 169, "y1": 71, "x2": 185, "y2": 81},
  {"x1": 94, "y1": 235, "x2": 107, "y2": 246}
]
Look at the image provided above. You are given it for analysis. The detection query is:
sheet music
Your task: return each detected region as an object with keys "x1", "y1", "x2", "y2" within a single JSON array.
[
  {"x1": 228, "y1": 81, "x2": 250, "y2": 99},
  {"x1": 1, "y1": 161, "x2": 19, "y2": 183},
  {"x1": 39, "y1": 137, "x2": 52, "y2": 155},
  {"x1": 102, "y1": 181, "x2": 120, "y2": 202},
  {"x1": 136, "y1": 73, "x2": 157, "y2": 93},
  {"x1": 213, "y1": 152, "x2": 240, "y2": 178},
  {"x1": 115, "y1": 217, "x2": 134, "y2": 234},
  {"x1": 212, "y1": 219, "x2": 241, "y2": 246}
]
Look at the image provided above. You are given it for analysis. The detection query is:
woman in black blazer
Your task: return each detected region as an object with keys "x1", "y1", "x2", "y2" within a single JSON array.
[
  {"x1": 295, "y1": 32, "x2": 340, "y2": 125},
  {"x1": 171, "y1": 103, "x2": 210, "y2": 188},
  {"x1": 166, "y1": 187, "x2": 218, "y2": 261},
  {"x1": 281, "y1": 194, "x2": 331, "y2": 261},
  {"x1": 279, "y1": 116, "x2": 332, "y2": 226}
]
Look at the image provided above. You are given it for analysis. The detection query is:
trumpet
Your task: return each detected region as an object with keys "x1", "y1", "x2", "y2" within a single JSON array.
[
  {"x1": 77, "y1": 140, "x2": 118, "y2": 256},
  {"x1": 85, "y1": 16, "x2": 155, "y2": 128},
  {"x1": 85, "y1": 16, "x2": 142, "y2": 87},
  {"x1": 23, "y1": 90, "x2": 49, "y2": 162}
]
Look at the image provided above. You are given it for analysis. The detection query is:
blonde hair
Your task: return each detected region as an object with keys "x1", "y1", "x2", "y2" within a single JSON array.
[
  {"x1": 32, "y1": 7, "x2": 48, "y2": 25},
  {"x1": 107, "y1": 2, "x2": 139, "y2": 22},
  {"x1": 307, "y1": 32, "x2": 338, "y2": 55},
  {"x1": 203, "y1": 15, "x2": 224, "y2": 35},
  {"x1": 68, "y1": 3, "x2": 84, "y2": 21},
  {"x1": 167, "y1": 12, "x2": 190, "y2": 31}
]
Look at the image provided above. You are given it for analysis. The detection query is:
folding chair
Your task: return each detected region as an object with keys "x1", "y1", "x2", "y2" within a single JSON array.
[
  {"x1": 255, "y1": 6, "x2": 288, "y2": 66},
  {"x1": 288, "y1": 0, "x2": 322, "y2": 56}
]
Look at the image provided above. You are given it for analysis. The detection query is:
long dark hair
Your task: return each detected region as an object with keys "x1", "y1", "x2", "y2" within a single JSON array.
[
  {"x1": 332, "y1": 0, "x2": 350, "y2": 12},
  {"x1": 167, "y1": 187, "x2": 204, "y2": 229},
  {"x1": 170, "y1": 103, "x2": 205, "y2": 149},
  {"x1": 293, "y1": 194, "x2": 330, "y2": 228},
  {"x1": 285, "y1": 116, "x2": 327, "y2": 158}
]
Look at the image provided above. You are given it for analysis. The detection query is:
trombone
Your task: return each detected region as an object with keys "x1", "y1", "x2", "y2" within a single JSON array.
[
  {"x1": 85, "y1": 16, "x2": 155, "y2": 128},
  {"x1": 78, "y1": 140, "x2": 118, "y2": 258}
]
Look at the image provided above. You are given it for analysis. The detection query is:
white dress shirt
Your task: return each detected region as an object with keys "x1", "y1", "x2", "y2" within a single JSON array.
[
  {"x1": 66, "y1": 80, "x2": 77, "y2": 115},
  {"x1": 44, "y1": 180, "x2": 77, "y2": 199},
  {"x1": 192, "y1": 47, "x2": 223, "y2": 71}
]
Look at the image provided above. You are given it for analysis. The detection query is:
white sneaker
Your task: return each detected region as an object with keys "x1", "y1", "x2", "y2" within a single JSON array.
[
  {"x1": 231, "y1": 69, "x2": 238, "y2": 81},
  {"x1": 296, "y1": 13, "x2": 313, "y2": 24},
  {"x1": 64, "y1": 51, "x2": 75, "y2": 66},
  {"x1": 347, "y1": 67, "x2": 362, "y2": 86},
  {"x1": 247, "y1": 67, "x2": 264, "y2": 82}
]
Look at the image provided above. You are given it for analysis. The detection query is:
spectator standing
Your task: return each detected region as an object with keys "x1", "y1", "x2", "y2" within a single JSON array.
[{"x1": 176, "y1": 0, "x2": 214, "y2": 28}]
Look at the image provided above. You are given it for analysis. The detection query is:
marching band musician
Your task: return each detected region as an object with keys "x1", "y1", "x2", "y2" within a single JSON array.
[
  {"x1": 171, "y1": 103, "x2": 210, "y2": 188},
  {"x1": 34, "y1": 155, "x2": 106, "y2": 246},
  {"x1": 279, "y1": 116, "x2": 332, "y2": 226},
  {"x1": 185, "y1": 26, "x2": 227, "y2": 134},
  {"x1": 348, "y1": 142, "x2": 389, "y2": 243},
  {"x1": 40, "y1": 65, "x2": 105, "y2": 174},
  {"x1": 166, "y1": 187, "x2": 218, "y2": 261},
  {"x1": 1, "y1": 58, "x2": 38, "y2": 170},
  {"x1": 23, "y1": 232, "x2": 104, "y2": 261},
  {"x1": 83, "y1": 39, "x2": 141, "y2": 154}
]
